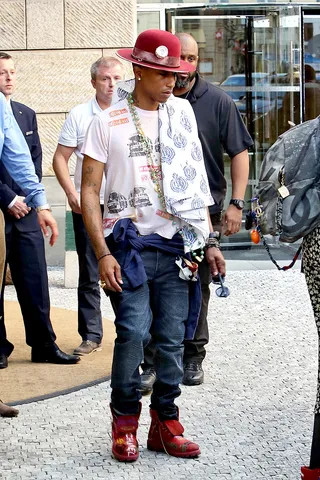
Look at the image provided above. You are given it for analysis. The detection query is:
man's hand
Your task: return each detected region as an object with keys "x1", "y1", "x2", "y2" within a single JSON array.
[
  {"x1": 205, "y1": 247, "x2": 226, "y2": 278},
  {"x1": 37, "y1": 210, "x2": 59, "y2": 246},
  {"x1": 7, "y1": 196, "x2": 31, "y2": 219},
  {"x1": 222, "y1": 205, "x2": 242, "y2": 236},
  {"x1": 99, "y1": 256, "x2": 123, "y2": 293},
  {"x1": 67, "y1": 191, "x2": 81, "y2": 214}
]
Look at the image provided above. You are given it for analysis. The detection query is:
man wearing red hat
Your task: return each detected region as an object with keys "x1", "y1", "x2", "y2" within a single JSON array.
[{"x1": 81, "y1": 29, "x2": 225, "y2": 462}]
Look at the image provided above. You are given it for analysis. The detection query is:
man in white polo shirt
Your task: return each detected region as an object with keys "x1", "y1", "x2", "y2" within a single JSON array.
[{"x1": 53, "y1": 57, "x2": 124, "y2": 356}]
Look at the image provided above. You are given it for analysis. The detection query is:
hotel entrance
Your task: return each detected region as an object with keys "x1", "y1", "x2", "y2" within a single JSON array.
[{"x1": 137, "y1": 4, "x2": 320, "y2": 244}]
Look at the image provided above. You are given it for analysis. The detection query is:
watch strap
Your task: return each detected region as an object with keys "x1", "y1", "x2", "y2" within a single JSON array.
[{"x1": 36, "y1": 203, "x2": 52, "y2": 212}]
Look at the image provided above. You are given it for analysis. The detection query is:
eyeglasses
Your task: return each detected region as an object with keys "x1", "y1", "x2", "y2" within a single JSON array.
[{"x1": 212, "y1": 273, "x2": 230, "y2": 298}]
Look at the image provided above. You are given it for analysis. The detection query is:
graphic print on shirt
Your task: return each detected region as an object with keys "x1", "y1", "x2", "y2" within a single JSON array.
[
  {"x1": 191, "y1": 142, "x2": 203, "y2": 162},
  {"x1": 166, "y1": 105, "x2": 175, "y2": 117},
  {"x1": 128, "y1": 133, "x2": 160, "y2": 159},
  {"x1": 180, "y1": 110, "x2": 192, "y2": 133},
  {"x1": 170, "y1": 173, "x2": 188, "y2": 193},
  {"x1": 116, "y1": 87, "x2": 130, "y2": 101},
  {"x1": 200, "y1": 175, "x2": 209, "y2": 194},
  {"x1": 128, "y1": 133, "x2": 149, "y2": 158},
  {"x1": 191, "y1": 194, "x2": 205, "y2": 209},
  {"x1": 154, "y1": 136, "x2": 160, "y2": 155},
  {"x1": 107, "y1": 191, "x2": 128, "y2": 213},
  {"x1": 128, "y1": 186, "x2": 152, "y2": 208},
  {"x1": 183, "y1": 164, "x2": 197, "y2": 181},
  {"x1": 173, "y1": 132, "x2": 187, "y2": 149},
  {"x1": 179, "y1": 225, "x2": 198, "y2": 248},
  {"x1": 139, "y1": 164, "x2": 162, "y2": 183},
  {"x1": 109, "y1": 108, "x2": 128, "y2": 118},
  {"x1": 160, "y1": 143, "x2": 175, "y2": 164}
]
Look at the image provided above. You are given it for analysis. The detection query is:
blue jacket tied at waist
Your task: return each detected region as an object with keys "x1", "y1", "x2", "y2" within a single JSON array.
[{"x1": 106, "y1": 218, "x2": 201, "y2": 340}]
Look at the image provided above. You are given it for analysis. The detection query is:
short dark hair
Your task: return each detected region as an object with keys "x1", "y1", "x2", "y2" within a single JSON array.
[
  {"x1": 0, "y1": 52, "x2": 12, "y2": 60},
  {"x1": 305, "y1": 64, "x2": 316, "y2": 82}
]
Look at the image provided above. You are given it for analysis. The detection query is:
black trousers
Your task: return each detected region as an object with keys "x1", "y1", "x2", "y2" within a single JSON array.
[
  {"x1": 72, "y1": 211, "x2": 103, "y2": 343},
  {"x1": 0, "y1": 227, "x2": 56, "y2": 356},
  {"x1": 143, "y1": 212, "x2": 222, "y2": 368}
]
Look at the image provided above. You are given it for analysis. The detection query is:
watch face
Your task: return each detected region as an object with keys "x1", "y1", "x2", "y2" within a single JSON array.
[{"x1": 231, "y1": 199, "x2": 244, "y2": 209}]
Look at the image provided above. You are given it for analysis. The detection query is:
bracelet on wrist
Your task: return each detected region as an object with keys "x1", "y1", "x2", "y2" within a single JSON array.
[
  {"x1": 97, "y1": 253, "x2": 112, "y2": 262},
  {"x1": 208, "y1": 231, "x2": 221, "y2": 240},
  {"x1": 206, "y1": 244, "x2": 221, "y2": 250},
  {"x1": 205, "y1": 237, "x2": 221, "y2": 250}
]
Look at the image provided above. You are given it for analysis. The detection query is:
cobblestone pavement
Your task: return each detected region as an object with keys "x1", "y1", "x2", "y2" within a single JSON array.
[{"x1": 1, "y1": 267, "x2": 317, "y2": 480}]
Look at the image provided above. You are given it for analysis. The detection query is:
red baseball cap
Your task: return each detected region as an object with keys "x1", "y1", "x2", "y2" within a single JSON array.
[{"x1": 117, "y1": 29, "x2": 195, "y2": 73}]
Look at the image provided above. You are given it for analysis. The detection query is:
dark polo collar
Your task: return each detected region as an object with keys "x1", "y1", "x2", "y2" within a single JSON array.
[{"x1": 187, "y1": 73, "x2": 208, "y2": 103}]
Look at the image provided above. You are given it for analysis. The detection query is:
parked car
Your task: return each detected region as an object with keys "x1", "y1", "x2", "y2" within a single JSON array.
[
  {"x1": 219, "y1": 73, "x2": 269, "y2": 101},
  {"x1": 220, "y1": 73, "x2": 288, "y2": 119}
]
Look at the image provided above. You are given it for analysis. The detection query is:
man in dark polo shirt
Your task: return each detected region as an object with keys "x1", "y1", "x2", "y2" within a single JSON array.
[{"x1": 141, "y1": 32, "x2": 253, "y2": 391}]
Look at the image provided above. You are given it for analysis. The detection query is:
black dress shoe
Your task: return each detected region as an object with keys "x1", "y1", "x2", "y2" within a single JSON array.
[
  {"x1": 182, "y1": 361, "x2": 204, "y2": 386},
  {"x1": 0, "y1": 354, "x2": 8, "y2": 369},
  {"x1": 31, "y1": 347, "x2": 80, "y2": 364},
  {"x1": 139, "y1": 367, "x2": 156, "y2": 395}
]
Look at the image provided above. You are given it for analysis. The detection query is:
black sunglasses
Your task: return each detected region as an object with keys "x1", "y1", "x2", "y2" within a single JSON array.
[{"x1": 211, "y1": 273, "x2": 230, "y2": 298}]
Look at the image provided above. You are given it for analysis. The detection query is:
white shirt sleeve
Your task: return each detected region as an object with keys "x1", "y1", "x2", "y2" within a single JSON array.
[
  {"x1": 7, "y1": 195, "x2": 18, "y2": 209},
  {"x1": 58, "y1": 109, "x2": 78, "y2": 148},
  {"x1": 81, "y1": 115, "x2": 109, "y2": 164}
]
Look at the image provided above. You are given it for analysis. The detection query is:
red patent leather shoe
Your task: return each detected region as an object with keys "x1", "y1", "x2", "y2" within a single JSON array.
[
  {"x1": 147, "y1": 408, "x2": 200, "y2": 458},
  {"x1": 110, "y1": 403, "x2": 141, "y2": 462},
  {"x1": 301, "y1": 466, "x2": 320, "y2": 479}
]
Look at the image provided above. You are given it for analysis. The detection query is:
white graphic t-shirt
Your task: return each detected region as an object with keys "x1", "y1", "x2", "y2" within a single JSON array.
[{"x1": 82, "y1": 100, "x2": 182, "y2": 239}]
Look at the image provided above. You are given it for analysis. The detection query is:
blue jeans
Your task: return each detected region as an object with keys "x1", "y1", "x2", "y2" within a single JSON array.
[{"x1": 109, "y1": 247, "x2": 189, "y2": 420}]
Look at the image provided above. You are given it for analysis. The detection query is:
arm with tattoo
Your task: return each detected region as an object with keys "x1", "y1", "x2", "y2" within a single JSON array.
[
  {"x1": 81, "y1": 155, "x2": 123, "y2": 292},
  {"x1": 81, "y1": 155, "x2": 107, "y2": 259}
]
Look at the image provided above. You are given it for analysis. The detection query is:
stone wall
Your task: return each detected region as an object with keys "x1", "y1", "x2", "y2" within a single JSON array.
[
  {"x1": 1, "y1": 0, "x2": 136, "y2": 177},
  {"x1": 0, "y1": 0, "x2": 136, "y2": 267}
]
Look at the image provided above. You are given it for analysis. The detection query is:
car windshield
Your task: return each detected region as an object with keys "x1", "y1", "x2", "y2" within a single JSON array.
[
  {"x1": 219, "y1": 73, "x2": 269, "y2": 100},
  {"x1": 220, "y1": 73, "x2": 269, "y2": 87},
  {"x1": 220, "y1": 76, "x2": 246, "y2": 86}
]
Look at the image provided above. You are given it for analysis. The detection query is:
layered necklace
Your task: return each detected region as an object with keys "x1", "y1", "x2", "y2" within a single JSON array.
[
  {"x1": 127, "y1": 92, "x2": 167, "y2": 210},
  {"x1": 127, "y1": 92, "x2": 204, "y2": 262}
]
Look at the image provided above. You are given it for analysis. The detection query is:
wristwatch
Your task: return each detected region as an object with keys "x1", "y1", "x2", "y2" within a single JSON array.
[
  {"x1": 36, "y1": 203, "x2": 52, "y2": 212},
  {"x1": 229, "y1": 199, "x2": 245, "y2": 210}
]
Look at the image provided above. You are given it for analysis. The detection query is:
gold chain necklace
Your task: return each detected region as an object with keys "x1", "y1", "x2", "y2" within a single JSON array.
[
  {"x1": 127, "y1": 93, "x2": 166, "y2": 210},
  {"x1": 127, "y1": 93, "x2": 204, "y2": 262}
]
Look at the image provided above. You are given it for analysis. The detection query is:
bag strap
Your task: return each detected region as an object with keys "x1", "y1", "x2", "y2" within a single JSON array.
[{"x1": 257, "y1": 225, "x2": 302, "y2": 271}]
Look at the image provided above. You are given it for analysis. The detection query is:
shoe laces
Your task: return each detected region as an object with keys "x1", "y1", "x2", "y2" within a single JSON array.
[
  {"x1": 184, "y1": 362, "x2": 202, "y2": 372},
  {"x1": 142, "y1": 367, "x2": 155, "y2": 376}
]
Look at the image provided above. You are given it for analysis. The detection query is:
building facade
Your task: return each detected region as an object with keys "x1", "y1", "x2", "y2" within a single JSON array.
[
  {"x1": 0, "y1": 1, "x2": 319, "y2": 267},
  {"x1": 0, "y1": 0, "x2": 136, "y2": 267}
]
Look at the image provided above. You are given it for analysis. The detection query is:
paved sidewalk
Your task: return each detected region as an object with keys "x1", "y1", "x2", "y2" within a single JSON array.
[{"x1": 0, "y1": 267, "x2": 317, "y2": 480}]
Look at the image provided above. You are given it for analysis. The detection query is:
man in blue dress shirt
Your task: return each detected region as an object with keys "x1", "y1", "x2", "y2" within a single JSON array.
[{"x1": 0, "y1": 91, "x2": 80, "y2": 368}]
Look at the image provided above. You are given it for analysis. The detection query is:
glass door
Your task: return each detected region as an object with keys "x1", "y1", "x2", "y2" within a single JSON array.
[
  {"x1": 169, "y1": 5, "x2": 301, "y2": 245},
  {"x1": 303, "y1": 14, "x2": 320, "y2": 121}
]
